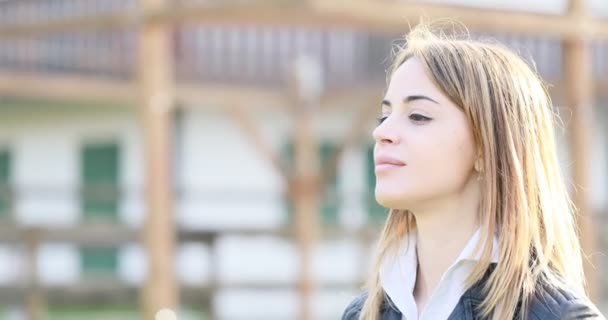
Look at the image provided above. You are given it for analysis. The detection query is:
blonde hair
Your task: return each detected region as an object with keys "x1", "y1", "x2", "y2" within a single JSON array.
[{"x1": 359, "y1": 22, "x2": 586, "y2": 320}]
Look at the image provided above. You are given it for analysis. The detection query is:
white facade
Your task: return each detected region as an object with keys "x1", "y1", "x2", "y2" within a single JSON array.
[
  {"x1": 0, "y1": 96, "x2": 607, "y2": 318},
  {"x1": 0, "y1": 104, "x2": 376, "y2": 319}
]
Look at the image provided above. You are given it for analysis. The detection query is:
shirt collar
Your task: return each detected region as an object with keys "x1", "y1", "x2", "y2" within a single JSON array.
[
  {"x1": 458, "y1": 228, "x2": 501, "y2": 264},
  {"x1": 379, "y1": 227, "x2": 500, "y2": 318}
]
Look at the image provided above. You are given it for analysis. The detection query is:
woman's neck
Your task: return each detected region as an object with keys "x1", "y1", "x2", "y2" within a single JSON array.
[{"x1": 411, "y1": 180, "x2": 481, "y2": 314}]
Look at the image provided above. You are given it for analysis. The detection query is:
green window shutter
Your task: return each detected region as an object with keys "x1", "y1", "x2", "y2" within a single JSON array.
[
  {"x1": 0, "y1": 150, "x2": 11, "y2": 218},
  {"x1": 81, "y1": 143, "x2": 119, "y2": 222},
  {"x1": 80, "y1": 246, "x2": 118, "y2": 277},
  {"x1": 282, "y1": 140, "x2": 339, "y2": 226},
  {"x1": 319, "y1": 142, "x2": 339, "y2": 225},
  {"x1": 282, "y1": 142, "x2": 295, "y2": 226},
  {"x1": 366, "y1": 144, "x2": 388, "y2": 224}
]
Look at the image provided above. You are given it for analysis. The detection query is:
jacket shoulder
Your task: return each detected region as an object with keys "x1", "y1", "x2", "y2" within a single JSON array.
[
  {"x1": 528, "y1": 285, "x2": 605, "y2": 320},
  {"x1": 342, "y1": 291, "x2": 368, "y2": 320}
]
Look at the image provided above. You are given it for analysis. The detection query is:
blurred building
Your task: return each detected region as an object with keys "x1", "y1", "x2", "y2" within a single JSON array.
[{"x1": 0, "y1": 0, "x2": 607, "y2": 319}]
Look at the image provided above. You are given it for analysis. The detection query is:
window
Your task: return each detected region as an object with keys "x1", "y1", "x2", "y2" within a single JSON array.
[
  {"x1": 81, "y1": 142, "x2": 119, "y2": 222},
  {"x1": 0, "y1": 149, "x2": 11, "y2": 218},
  {"x1": 366, "y1": 144, "x2": 388, "y2": 224},
  {"x1": 80, "y1": 246, "x2": 118, "y2": 277},
  {"x1": 283, "y1": 140, "x2": 339, "y2": 226}
]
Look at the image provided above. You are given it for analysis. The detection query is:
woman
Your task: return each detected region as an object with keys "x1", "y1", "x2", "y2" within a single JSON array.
[{"x1": 342, "y1": 23, "x2": 605, "y2": 320}]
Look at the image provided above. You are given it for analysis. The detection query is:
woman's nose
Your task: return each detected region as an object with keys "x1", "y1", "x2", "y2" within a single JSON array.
[{"x1": 372, "y1": 117, "x2": 400, "y2": 145}]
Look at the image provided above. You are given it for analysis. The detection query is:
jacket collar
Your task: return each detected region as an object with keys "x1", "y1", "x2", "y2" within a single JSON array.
[{"x1": 382, "y1": 263, "x2": 498, "y2": 319}]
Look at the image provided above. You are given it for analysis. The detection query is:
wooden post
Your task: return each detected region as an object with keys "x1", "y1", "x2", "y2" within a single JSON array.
[
  {"x1": 564, "y1": 0, "x2": 598, "y2": 302},
  {"x1": 138, "y1": 0, "x2": 178, "y2": 318},
  {"x1": 321, "y1": 94, "x2": 379, "y2": 190},
  {"x1": 24, "y1": 228, "x2": 46, "y2": 320},
  {"x1": 293, "y1": 105, "x2": 318, "y2": 320},
  {"x1": 291, "y1": 56, "x2": 323, "y2": 320},
  {"x1": 225, "y1": 103, "x2": 290, "y2": 183}
]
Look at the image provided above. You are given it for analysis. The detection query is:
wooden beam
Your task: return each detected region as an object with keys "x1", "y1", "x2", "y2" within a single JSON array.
[
  {"x1": 547, "y1": 79, "x2": 608, "y2": 104},
  {"x1": 1, "y1": 2, "x2": 608, "y2": 39},
  {"x1": 321, "y1": 93, "x2": 380, "y2": 192},
  {"x1": 176, "y1": 83, "x2": 288, "y2": 111},
  {"x1": 0, "y1": 74, "x2": 385, "y2": 111},
  {"x1": 0, "y1": 223, "x2": 139, "y2": 245},
  {"x1": 138, "y1": 0, "x2": 178, "y2": 318},
  {"x1": 0, "y1": 282, "x2": 359, "y2": 306},
  {"x1": 0, "y1": 13, "x2": 134, "y2": 38},
  {"x1": 0, "y1": 74, "x2": 287, "y2": 110},
  {"x1": 1, "y1": 71, "x2": 607, "y2": 110},
  {"x1": 0, "y1": 72, "x2": 136, "y2": 104},
  {"x1": 310, "y1": 0, "x2": 608, "y2": 39},
  {"x1": 0, "y1": 281, "x2": 210, "y2": 306},
  {"x1": 0, "y1": 5, "x2": 323, "y2": 38},
  {"x1": 0, "y1": 223, "x2": 382, "y2": 246},
  {"x1": 224, "y1": 103, "x2": 291, "y2": 183},
  {"x1": 563, "y1": 0, "x2": 598, "y2": 302}
]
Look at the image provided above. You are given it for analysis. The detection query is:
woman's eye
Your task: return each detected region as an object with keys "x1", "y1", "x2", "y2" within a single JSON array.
[
  {"x1": 409, "y1": 114, "x2": 432, "y2": 122},
  {"x1": 377, "y1": 116, "x2": 388, "y2": 125}
]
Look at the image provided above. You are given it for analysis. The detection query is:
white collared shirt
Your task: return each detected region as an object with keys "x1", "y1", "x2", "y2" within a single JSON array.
[{"x1": 380, "y1": 229, "x2": 500, "y2": 320}]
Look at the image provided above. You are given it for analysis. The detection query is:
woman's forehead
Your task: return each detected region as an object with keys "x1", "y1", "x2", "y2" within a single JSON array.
[{"x1": 385, "y1": 59, "x2": 444, "y2": 104}]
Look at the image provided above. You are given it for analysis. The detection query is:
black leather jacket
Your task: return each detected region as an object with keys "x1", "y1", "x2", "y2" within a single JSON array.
[{"x1": 342, "y1": 267, "x2": 605, "y2": 320}]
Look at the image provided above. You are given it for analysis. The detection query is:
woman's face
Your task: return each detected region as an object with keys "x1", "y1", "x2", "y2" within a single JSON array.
[{"x1": 373, "y1": 58, "x2": 478, "y2": 211}]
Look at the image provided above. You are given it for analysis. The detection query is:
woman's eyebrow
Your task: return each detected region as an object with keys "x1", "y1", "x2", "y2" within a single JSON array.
[
  {"x1": 381, "y1": 95, "x2": 439, "y2": 108},
  {"x1": 404, "y1": 95, "x2": 439, "y2": 104}
]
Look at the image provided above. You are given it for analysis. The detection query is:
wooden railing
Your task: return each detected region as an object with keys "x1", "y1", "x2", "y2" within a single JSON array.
[{"x1": 0, "y1": 221, "x2": 381, "y2": 318}]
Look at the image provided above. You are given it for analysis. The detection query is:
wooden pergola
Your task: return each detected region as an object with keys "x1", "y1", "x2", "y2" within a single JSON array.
[{"x1": 0, "y1": 1, "x2": 605, "y2": 319}]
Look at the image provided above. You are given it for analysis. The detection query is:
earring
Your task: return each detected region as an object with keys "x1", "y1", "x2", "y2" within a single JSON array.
[{"x1": 475, "y1": 159, "x2": 484, "y2": 181}]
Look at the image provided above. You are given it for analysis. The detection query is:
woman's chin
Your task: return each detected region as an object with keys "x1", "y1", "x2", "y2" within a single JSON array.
[{"x1": 375, "y1": 192, "x2": 410, "y2": 209}]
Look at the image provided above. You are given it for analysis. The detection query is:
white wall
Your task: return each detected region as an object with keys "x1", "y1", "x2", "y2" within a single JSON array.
[
  {"x1": 177, "y1": 107, "x2": 368, "y2": 318},
  {"x1": 0, "y1": 107, "x2": 145, "y2": 227},
  {"x1": 0, "y1": 107, "x2": 150, "y2": 285},
  {"x1": 176, "y1": 110, "x2": 286, "y2": 230},
  {"x1": 592, "y1": 104, "x2": 608, "y2": 211},
  {"x1": 0, "y1": 105, "x2": 369, "y2": 319},
  {"x1": 176, "y1": 107, "x2": 370, "y2": 230}
]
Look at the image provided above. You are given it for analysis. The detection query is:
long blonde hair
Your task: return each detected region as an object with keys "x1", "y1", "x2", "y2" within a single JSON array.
[{"x1": 359, "y1": 22, "x2": 586, "y2": 320}]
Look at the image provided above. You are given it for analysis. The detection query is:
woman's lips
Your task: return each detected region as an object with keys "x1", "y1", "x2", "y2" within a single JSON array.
[
  {"x1": 375, "y1": 163, "x2": 405, "y2": 173},
  {"x1": 374, "y1": 154, "x2": 406, "y2": 173}
]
